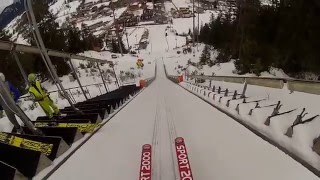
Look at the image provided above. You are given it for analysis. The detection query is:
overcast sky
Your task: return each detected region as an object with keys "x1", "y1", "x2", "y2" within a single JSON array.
[{"x1": 0, "y1": 0, "x2": 14, "y2": 14}]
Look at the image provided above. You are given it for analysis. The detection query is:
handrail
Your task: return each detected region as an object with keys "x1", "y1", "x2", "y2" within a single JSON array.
[
  {"x1": 20, "y1": 80, "x2": 137, "y2": 100},
  {"x1": 48, "y1": 82, "x2": 113, "y2": 93},
  {"x1": 0, "y1": 40, "x2": 112, "y2": 64},
  {"x1": 19, "y1": 82, "x2": 106, "y2": 99}
]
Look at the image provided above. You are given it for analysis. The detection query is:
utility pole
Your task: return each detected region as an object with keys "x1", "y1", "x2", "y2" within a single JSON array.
[
  {"x1": 96, "y1": 62, "x2": 109, "y2": 92},
  {"x1": 125, "y1": 30, "x2": 130, "y2": 50},
  {"x1": 197, "y1": 0, "x2": 200, "y2": 43},
  {"x1": 111, "y1": 2, "x2": 123, "y2": 56},
  {"x1": 111, "y1": 64, "x2": 120, "y2": 88},
  {"x1": 165, "y1": 34, "x2": 169, "y2": 51},
  {"x1": 238, "y1": 0, "x2": 246, "y2": 61},
  {"x1": 192, "y1": 0, "x2": 195, "y2": 47}
]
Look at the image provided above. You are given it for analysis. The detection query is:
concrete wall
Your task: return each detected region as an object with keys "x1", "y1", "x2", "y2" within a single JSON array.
[
  {"x1": 192, "y1": 75, "x2": 245, "y2": 84},
  {"x1": 288, "y1": 80, "x2": 320, "y2": 95},
  {"x1": 192, "y1": 75, "x2": 284, "y2": 88},
  {"x1": 246, "y1": 78, "x2": 284, "y2": 89}
]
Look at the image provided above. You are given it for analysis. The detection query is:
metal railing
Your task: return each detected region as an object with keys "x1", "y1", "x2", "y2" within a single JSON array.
[
  {"x1": 188, "y1": 75, "x2": 320, "y2": 95},
  {"x1": 19, "y1": 80, "x2": 137, "y2": 104},
  {"x1": 0, "y1": 38, "x2": 125, "y2": 101},
  {"x1": 0, "y1": 38, "x2": 141, "y2": 105}
]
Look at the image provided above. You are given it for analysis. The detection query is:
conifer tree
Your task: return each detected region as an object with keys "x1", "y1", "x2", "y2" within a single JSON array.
[{"x1": 200, "y1": 45, "x2": 211, "y2": 66}]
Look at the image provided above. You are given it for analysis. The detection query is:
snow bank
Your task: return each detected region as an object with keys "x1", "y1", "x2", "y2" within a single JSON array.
[
  {"x1": 171, "y1": 0, "x2": 191, "y2": 8},
  {"x1": 49, "y1": 0, "x2": 81, "y2": 17},
  {"x1": 56, "y1": 1, "x2": 81, "y2": 17},
  {"x1": 172, "y1": 11, "x2": 214, "y2": 35},
  {"x1": 85, "y1": 0, "x2": 100, "y2": 3},
  {"x1": 4, "y1": 14, "x2": 22, "y2": 35},
  {"x1": 122, "y1": 27, "x2": 146, "y2": 49},
  {"x1": 179, "y1": 79, "x2": 320, "y2": 172},
  {"x1": 162, "y1": 43, "x2": 291, "y2": 79}
]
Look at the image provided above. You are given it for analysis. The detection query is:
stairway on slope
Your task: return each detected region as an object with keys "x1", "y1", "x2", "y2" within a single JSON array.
[{"x1": 0, "y1": 85, "x2": 142, "y2": 179}]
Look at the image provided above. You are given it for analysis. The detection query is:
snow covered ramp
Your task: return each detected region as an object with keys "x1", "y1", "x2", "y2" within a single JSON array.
[{"x1": 49, "y1": 63, "x2": 318, "y2": 180}]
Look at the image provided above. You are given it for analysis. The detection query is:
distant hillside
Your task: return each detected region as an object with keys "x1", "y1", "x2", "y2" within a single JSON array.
[
  {"x1": 0, "y1": 0, "x2": 57, "y2": 30},
  {"x1": 0, "y1": 0, "x2": 24, "y2": 29}
]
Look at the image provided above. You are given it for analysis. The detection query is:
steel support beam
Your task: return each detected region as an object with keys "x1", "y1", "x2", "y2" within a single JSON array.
[
  {"x1": 11, "y1": 51, "x2": 29, "y2": 87},
  {"x1": 25, "y1": 0, "x2": 80, "y2": 112},
  {"x1": 96, "y1": 62, "x2": 108, "y2": 93},
  {"x1": 68, "y1": 59, "x2": 88, "y2": 100}
]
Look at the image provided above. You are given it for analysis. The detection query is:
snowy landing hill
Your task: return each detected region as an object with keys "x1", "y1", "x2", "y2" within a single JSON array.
[
  {"x1": 163, "y1": 44, "x2": 290, "y2": 79},
  {"x1": 4, "y1": 0, "x2": 126, "y2": 45}
]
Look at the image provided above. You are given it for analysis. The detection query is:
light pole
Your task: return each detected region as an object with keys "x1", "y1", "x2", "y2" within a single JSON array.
[
  {"x1": 192, "y1": 0, "x2": 195, "y2": 47},
  {"x1": 111, "y1": 2, "x2": 124, "y2": 56},
  {"x1": 197, "y1": 0, "x2": 200, "y2": 44},
  {"x1": 125, "y1": 31, "x2": 130, "y2": 50},
  {"x1": 238, "y1": 0, "x2": 246, "y2": 61},
  {"x1": 125, "y1": 30, "x2": 130, "y2": 50}
]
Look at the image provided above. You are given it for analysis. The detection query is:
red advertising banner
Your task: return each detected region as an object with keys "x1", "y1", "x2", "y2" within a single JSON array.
[
  {"x1": 139, "y1": 144, "x2": 152, "y2": 180},
  {"x1": 175, "y1": 137, "x2": 193, "y2": 180}
]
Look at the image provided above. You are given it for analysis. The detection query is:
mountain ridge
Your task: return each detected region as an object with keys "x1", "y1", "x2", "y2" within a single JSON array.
[{"x1": 0, "y1": 0, "x2": 24, "y2": 29}]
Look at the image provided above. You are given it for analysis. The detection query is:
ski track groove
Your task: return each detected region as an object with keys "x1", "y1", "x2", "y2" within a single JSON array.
[
  {"x1": 163, "y1": 96, "x2": 179, "y2": 180},
  {"x1": 152, "y1": 81, "x2": 161, "y2": 180},
  {"x1": 151, "y1": 96, "x2": 158, "y2": 180}
]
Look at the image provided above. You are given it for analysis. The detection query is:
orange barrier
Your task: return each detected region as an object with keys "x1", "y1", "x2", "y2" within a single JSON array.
[
  {"x1": 139, "y1": 80, "x2": 147, "y2": 87},
  {"x1": 177, "y1": 75, "x2": 184, "y2": 83}
]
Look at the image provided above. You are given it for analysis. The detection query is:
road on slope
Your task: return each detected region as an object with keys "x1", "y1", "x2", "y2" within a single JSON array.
[
  {"x1": 49, "y1": 57, "x2": 318, "y2": 179},
  {"x1": 147, "y1": 25, "x2": 170, "y2": 53}
]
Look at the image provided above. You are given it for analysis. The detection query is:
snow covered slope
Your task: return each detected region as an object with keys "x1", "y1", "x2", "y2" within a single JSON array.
[
  {"x1": 49, "y1": 58, "x2": 318, "y2": 180},
  {"x1": 179, "y1": 77, "x2": 320, "y2": 173},
  {"x1": 49, "y1": 19, "x2": 318, "y2": 179},
  {"x1": 1, "y1": 1, "x2": 319, "y2": 178},
  {"x1": 163, "y1": 44, "x2": 290, "y2": 78}
]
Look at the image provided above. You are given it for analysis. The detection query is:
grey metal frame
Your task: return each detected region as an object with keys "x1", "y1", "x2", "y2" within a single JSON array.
[
  {"x1": 11, "y1": 51, "x2": 29, "y2": 87},
  {"x1": 0, "y1": 40, "x2": 112, "y2": 64}
]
